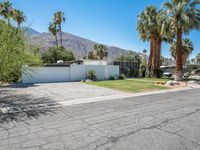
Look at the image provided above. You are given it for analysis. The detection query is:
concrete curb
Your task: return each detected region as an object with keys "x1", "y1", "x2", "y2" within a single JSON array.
[{"x1": 58, "y1": 87, "x2": 199, "y2": 107}]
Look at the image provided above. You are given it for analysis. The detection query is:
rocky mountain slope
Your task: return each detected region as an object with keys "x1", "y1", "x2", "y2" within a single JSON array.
[{"x1": 27, "y1": 28, "x2": 134, "y2": 59}]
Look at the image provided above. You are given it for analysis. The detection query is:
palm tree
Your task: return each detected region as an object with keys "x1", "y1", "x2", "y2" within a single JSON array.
[
  {"x1": 137, "y1": 6, "x2": 158, "y2": 75},
  {"x1": 54, "y1": 11, "x2": 65, "y2": 48},
  {"x1": 137, "y1": 6, "x2": 171, "y2": 77},
  {"x1": 94, "y1": 44, "x2": 108, "y2": 60},
  {"x1": 0, "y1": 1, "x2": 14, "y2": 25},
  {"x1": 48, "y1": 22, "x2": 58, "y2": 48},
  {"x1": 196, "y1": 53, "x2": 200, "y2": 64},
  {"x1": 164, "y1": 0, "x2": 200, "y2": 80},
  {"x1": 12, "y1": 9, "x2": 26, "y2": 28},
  {"x1": 170, "y1": 38, "x2": 194, "y2": 64}
]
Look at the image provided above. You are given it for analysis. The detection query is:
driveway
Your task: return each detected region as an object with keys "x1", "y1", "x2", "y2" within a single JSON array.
[
  {"x1": 0, "y1": 88, "x2": 200, "y2": 150},
  {"x1": 1, "y1": 82, "x2": 125, "y2": 102}
]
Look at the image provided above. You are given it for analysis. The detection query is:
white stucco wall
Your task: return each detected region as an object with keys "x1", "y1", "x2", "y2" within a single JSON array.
[
  {"x1": 22, "y1": 67, "x2": 70, "y2": 84},
  {"x1": 22, "y1": 65, "x2": 119, "y2": 84}
]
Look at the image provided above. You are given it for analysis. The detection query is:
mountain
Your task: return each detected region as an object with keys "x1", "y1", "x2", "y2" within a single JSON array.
[
  {"x1": 27, "y1": 28, "x2": 134, "y2": 59},
  {"x1": 23, "y1": 27, "x2": 41, "y2": 36}
]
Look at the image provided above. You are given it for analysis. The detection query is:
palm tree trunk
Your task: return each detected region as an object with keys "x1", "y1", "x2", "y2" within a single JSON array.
[
  {"x1": 148, "y1": 34, "x2": 154, "y2": 72},
  {"x1": 7, "y1": 18, "x2": 10, "y2": 26},
  {"x1": 152, "y1": 35, "x2": 157, "y2": 77},
  {"x1": 55, "y1": 34, "x2": 58, "y2": 48},
  {"x1": 59, "y1": 24, "x2": 62, "y2": 47},
  {"x1": 157, "y1": 36, "x2": 162, "y2": 69},
  {"x1": 175, "y1": 28, "x2": 183, "y2": 81}
]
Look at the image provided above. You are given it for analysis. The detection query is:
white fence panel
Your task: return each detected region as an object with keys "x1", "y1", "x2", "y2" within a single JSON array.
[
  {"x1": 107, "y1": 65, "x2": 119, "y2": 79},
  {"x1": 70, "y1": 65, "x2": 86, "y2": 81},
  {"x1": 22, "y1": 67, "x2": 70, "y2": 84},
  {"x1": 22, "y1": 65, "x2": 120, "y2": 83},
  {"x1": 86, "y1": 65, "x2": 106, "y2": 80}
]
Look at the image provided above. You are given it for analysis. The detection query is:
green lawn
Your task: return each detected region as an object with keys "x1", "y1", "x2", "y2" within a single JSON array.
[{"x1": 86, "y1": 78, "x2": 170, "y2": 93}]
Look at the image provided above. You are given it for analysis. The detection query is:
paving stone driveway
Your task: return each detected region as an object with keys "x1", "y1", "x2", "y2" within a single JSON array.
[{"x1": 0, "y1": 88, "x2": 200, "y2": 150}]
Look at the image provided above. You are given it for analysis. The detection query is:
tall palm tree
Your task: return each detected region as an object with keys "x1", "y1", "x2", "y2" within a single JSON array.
[
  {"x1": 137, "y1": 6, "x2": 171, "y2": 77},
  {"x1": 48, "y1": 22, "x2": 58, "y2": 48},
  {"x1": 12, "y1": 9, "x2": 26, "y2": 28},
  {"x1": 170, "y1": 38, "x2": 194, "y2": 64},
  {"x1": 137, "y1": 6, "x2": 158, "y2": 75},
  {"x1": 54, "y1": 11, "x2": 65, "y2": 48},
  {"x1": 0, "y1": 1, "x2": 14, "y2": 25},
  {"x1": 94, "y1": 44, "x2": 108, "y2": 60},
  {"x1": 164, "y1": 0, "x2": 200, "y2": 80}
]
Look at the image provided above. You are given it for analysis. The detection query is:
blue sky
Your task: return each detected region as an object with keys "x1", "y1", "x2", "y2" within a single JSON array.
[{"x1": 10, "y1": 0, "x2": 200, "y2": 58}]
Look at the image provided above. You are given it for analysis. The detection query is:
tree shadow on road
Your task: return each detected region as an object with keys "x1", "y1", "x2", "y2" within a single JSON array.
[{"x1": 0, "y1": 90, "x2": 58, "y2": 124}]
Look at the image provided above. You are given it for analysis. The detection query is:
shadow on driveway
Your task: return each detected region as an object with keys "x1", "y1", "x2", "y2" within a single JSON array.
[{"x1": 0, "y1": 89, "x2": 57, "y2": 124}]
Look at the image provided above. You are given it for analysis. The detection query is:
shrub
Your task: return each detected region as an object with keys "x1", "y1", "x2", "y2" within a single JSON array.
[
  {"x1": 87, "y1": 70, "x2": 96, "y2": 81},
  {"x1": 0, "y1": 20, "x2": 42, "y2": 84},
  {"x1": 109, "y1": 76, "x2": 115, "y2": 80},
  {"x1": 118, "y1": 74, "x2": 126, "y2": 80}
]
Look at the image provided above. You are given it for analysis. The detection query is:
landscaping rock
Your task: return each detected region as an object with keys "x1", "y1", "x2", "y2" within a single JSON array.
[
  {"x1": 85, "y1": 79, "x2": 92, "y2": 82},
  {"x1": 165, "y1": 81, "x2": 180, "y2": 86}
]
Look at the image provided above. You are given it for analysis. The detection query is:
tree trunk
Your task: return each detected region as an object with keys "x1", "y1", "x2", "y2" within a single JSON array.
[
  {"x1": 152, "y1": 34, "x2": 157, "y2": 77},
  {"x1": 175, "y1": 28, "x2": 183, "y2": 81},
  {"x1": 148, "y1": 34, "x2": 154, "y2": 73},
  {"x1": 55, "y1": 34, "x2": 58, "y2": 48},
  {"x1": 156, "y1": 36, "x2": 162, "y2": 69},
  {"x1": 59, "y1": 24, "x2": 62, "y2": 48}
]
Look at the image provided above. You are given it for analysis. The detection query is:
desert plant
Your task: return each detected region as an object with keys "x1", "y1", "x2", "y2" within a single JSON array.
[
  {"x1": 109, "y1": 76, "x2": 115, "y2": 80},
  {"x1": 118, "y1": 74, "x2": 126, "y2": 80},
  {"x1": 87, "y1": 70, "x2": 97, "y2": 81}
]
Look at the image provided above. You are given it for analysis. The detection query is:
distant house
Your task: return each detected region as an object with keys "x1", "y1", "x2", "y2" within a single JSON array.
[{"x1": 161, "y1": 64, "x2": 200, "y2": 74}]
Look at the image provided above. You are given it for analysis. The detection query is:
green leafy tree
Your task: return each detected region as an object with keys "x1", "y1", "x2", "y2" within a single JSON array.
[
  {"x1": 170, "y1": 38, "x2": 194, "y2": 64},
  {"x1": 0, "y1": 20, "x2": 41, "y2": 84},
  {"x1": 94, "y1": 44, "x2": 108, "y2": 60},
  {"x1": 115, "y1": 52, "x2": 141, "y2": 62},
  {"x1": 87, "y1": 51, "x2": 97, "y2": 60},
  {"x1": 164, "y1": 0, "x2": 200, "y2": 80},
  {"x1": 54, "y1": 11, "x2": 65, "y2": 47},
  {"x1": 41, "y1": 47, "x2": 75, "y2": 63},
  {"x1": 196, "y1": 53, "x2": 200, "y2": 64},
  {"x1": 191, "y1": 58, "x2": 195, "y2": 64},
  {"x1": 48, "y1": 22, "x2": 58, "y2": 48}
]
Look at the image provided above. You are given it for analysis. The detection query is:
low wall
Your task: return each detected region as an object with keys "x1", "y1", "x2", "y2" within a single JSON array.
[{"x1": 22, "y1": 64, "x2": 119, "y2": 84}]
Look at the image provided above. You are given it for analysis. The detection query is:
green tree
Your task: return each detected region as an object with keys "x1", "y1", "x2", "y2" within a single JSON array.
[
  {"x1": 196, "y1": 53, "x2": 200, "y2": 64},
  {"x1": 48, "y1": 22, "x2": 58, "y2": 48},
  {"x1": 170, "y1": 38, "x2": 194, "y2": 64},
  {"x1": 0, "y1": 20, "x2": 41, "y2": 84},
  {"x1": 94, "y1": 44, "x2": 108, "y2": 60},
  {"x1": 87, "y1": 51, "x2": 97, "y2": 60},
  {"x1": 41, "y1": 47, "x2": 75, "y2": 63},
  {"x1": 164, "y1": 0, "x2": 200, "y2": 80},
  {"x1": 191, "y1": 58, "x2": 195, "y2": 64},
  {"x1": 54, "y1": 11, "x2": 65, "y2": 47},
  {"x1": 115, "y1": 52, "x2": 141, "y2": 62}
]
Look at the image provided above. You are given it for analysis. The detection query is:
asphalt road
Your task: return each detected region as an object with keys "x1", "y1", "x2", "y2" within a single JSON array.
[{"x1": 0, "y1": 88, "x2": 200, "y2": 150}]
